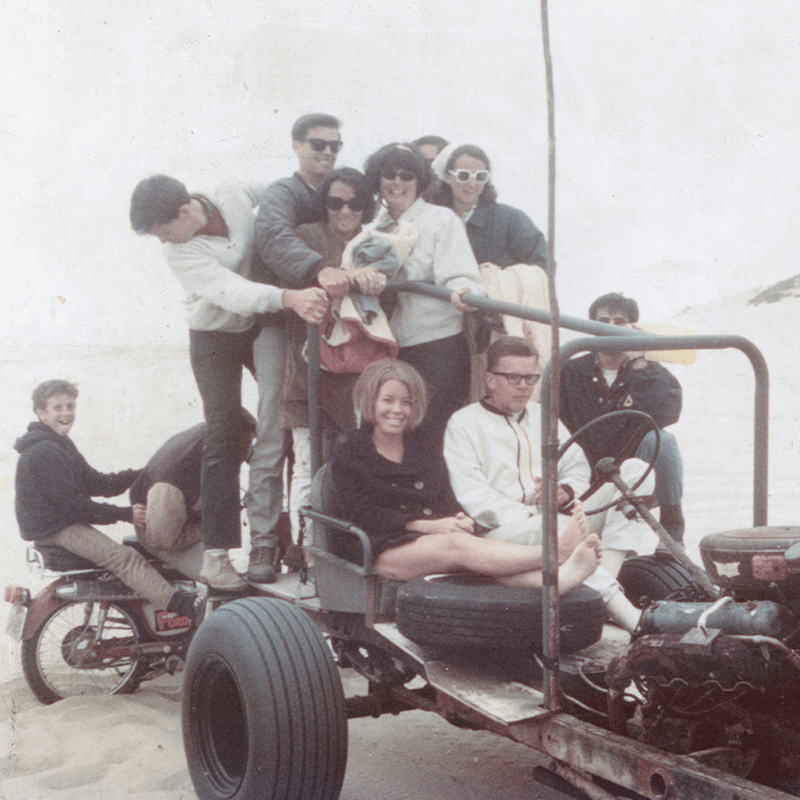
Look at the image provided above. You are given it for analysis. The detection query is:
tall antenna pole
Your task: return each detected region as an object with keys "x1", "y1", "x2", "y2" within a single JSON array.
[{"x1": 540, "y1": 0, "x2": 562, "y2": 711}]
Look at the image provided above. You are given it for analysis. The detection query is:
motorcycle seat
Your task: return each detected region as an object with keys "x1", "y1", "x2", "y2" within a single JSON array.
[
  {"x1": 31, "y1": 544, "x2": 98, "y2": 572},
  {"x1": 31, "y1": 536, "x2": 154, "y2": 573}
]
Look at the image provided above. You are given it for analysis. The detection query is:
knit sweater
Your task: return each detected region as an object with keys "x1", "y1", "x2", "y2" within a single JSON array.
[{"x1": 466, "y1": 201, "x2": 548, "y2": 269}]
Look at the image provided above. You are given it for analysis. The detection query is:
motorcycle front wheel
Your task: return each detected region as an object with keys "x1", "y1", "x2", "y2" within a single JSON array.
[{"x1": 22, "y1": 600, "x2": 149, "y2": 704}]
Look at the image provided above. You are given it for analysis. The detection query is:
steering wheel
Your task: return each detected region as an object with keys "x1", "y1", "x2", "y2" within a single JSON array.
[{"x1": 557, "y1": 409, "x2": 660, "y2": 516}]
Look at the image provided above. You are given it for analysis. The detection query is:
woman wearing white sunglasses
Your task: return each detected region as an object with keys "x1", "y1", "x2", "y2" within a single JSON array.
[
  {"x1": 431, "y1": 144, "x2": 548, "y2": 269},
  {"x1": 362, "y1": 143, "x2": 485, "y2": 447}
]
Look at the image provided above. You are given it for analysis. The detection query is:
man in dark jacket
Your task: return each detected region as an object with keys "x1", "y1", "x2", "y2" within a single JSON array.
[
  {"x1": 15, "y1": 380, "x2": 196, "y2": 628},
  {"x1": 559, "y1": 294, "x2": 685, "y2": 541},
  {"x1": 129, "y1": 411, "x2": 257, "y2": 581},
  {"x1": 254, "y1": 112, "x2": 349, "y2": 291}
]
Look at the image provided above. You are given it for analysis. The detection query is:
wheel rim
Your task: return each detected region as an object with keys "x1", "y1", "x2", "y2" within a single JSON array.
[
  {"x1": 35, "y1": 602, "x2": 141, "y2": 697},
  {"x1": 189, "y1": 655, "x2": 248, "y2": 796}
]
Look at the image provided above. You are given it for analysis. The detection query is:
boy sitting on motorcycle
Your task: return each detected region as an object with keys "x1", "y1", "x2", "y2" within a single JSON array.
[{"x1": 14, "y1": 379, "x2": 197, "y2": 630}]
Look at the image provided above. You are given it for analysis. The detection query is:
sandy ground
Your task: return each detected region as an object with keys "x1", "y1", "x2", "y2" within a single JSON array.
[{"x1": 2, "y1": 288, "x2": 800, "y2": 798}]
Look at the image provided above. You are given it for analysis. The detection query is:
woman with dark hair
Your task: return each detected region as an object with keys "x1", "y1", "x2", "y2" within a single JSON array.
[
  {"x1": 284, "y1": 167, "x2": 386, "y2": 544},
  {"x1": 431, "y1": 143, "x2": 548, "y2": 269},
  {"x1": 363, "y1": 143, "x2": 485, "y2": 445},
  {"x1": 332, "y1": 360, "x2": 600, "y2": 587}
]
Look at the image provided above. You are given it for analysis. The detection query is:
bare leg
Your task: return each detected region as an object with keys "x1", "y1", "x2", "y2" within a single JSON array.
[
  {"x1": 499, "y1": 534, "x2": 601, "y2": 592},
  {"x1": 375, "y1": 504, "x2": 591, "y2": 583},
  {"x1": 375, "y1": 532, "x2": 544, "y2": 582}
]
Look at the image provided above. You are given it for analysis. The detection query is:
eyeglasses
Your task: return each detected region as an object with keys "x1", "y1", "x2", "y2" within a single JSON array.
[
  {"x1": 488, "y1": 372, "x2": 541, "y2": 386},
  {"x1": 596, "y1": 316, "x2": 630, "y2": 327},
  {"x1": 325, "y1": 196, "x2": 367, "y2": 212},
  {"x1": 448, "y1": 169, "x2": 491, "y2": 184},
  {"x1": 304, "y1": 138, "x2": 343, "y2": 154},
  {"x1": 380, "y1": 169, "x2": 417, "y2": 182}
]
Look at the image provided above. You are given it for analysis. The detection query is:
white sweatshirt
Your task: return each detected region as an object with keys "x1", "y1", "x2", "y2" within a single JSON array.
[
  {"x1": 163, "y1": 182, "x2": 286, "y2": 332},
  {"x1": 444, "y1": 399, "x2": 591, "y2": 530}
]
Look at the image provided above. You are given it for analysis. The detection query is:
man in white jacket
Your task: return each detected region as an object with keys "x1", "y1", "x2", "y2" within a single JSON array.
[
  {"x1": 444, "y1": 336, "x2": 657, "y2": 631},
  {"x1": 130, "y1": 175, "x2": 328, "y2": 588}
]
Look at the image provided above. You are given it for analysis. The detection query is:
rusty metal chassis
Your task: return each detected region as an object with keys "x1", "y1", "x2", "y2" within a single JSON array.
[{"x1": 259, "y1": 588, "x2": 792, "y2": 800}]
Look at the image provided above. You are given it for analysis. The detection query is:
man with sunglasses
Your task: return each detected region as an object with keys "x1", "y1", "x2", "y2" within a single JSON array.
[
  {"x1": 444, "y1": 336, "x2": 657, "y2": 632},
  {"x1": 559, "y1": 293, "x2": 685, "y2": 542},
  {"x1": 255, "y1": 113, "x2": 348, "y2": 293}
]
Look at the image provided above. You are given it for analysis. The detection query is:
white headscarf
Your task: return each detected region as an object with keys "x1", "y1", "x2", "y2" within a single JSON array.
[{"x1": 430, "y1": 143, "x2": 464, "y2": 180}]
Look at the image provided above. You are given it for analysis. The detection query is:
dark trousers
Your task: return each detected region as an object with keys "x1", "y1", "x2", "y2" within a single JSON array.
[
  {"x1": 190, "y1": 327, "x2": 258, "y2": 550},
  {"x1": 399, "y1": 332, "x2": 470, "y2": 448}
]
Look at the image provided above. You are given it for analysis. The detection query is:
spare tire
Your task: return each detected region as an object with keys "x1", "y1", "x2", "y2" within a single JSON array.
[
  {"x1": 395, "y1": 575, "x2": 604, "y2": 655},
  {"x1": 617, "y1": 555, "x2": 697, "y2": 608}
]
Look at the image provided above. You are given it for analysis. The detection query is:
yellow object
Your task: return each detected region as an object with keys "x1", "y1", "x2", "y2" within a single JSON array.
[{"x1": 638, "y1": 322, "x2": 697, "y2": 365}]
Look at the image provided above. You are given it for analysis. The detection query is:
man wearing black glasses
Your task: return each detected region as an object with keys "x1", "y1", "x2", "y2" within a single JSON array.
[
  {"x1": 255, "y1": 112, "x2": 346, "y2": 291},
  {"x1": 444, "y1": 336, "x2": 657, "y2": 632}
]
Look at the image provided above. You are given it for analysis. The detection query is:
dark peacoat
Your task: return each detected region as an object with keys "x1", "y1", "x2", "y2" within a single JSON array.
[{"x1": 331, "y1": 424, "x2": 462, "y2": 558}]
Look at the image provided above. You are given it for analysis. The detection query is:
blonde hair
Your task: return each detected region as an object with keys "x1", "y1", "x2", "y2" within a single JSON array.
[{"x1": 353, "y1": 360, "x2": 428, "y2": 430}]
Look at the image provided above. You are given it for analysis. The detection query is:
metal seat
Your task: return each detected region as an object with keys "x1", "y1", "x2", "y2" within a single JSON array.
[{"x1": 301, "y1": 463, "x2": 401, "y2": 624}]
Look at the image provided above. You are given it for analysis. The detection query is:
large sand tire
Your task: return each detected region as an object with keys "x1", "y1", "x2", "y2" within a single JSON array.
[{"x1": 182, "y1": 597, "x2": 347, "y2": 800}]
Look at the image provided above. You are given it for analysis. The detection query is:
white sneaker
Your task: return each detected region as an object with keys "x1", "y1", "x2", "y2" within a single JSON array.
[{"x1": 199, "y1": 551, "x2": 248, "y2": 592}]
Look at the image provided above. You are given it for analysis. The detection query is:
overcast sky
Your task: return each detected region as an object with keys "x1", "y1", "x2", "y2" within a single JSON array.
[{"x1": 3, "y1": 0, "x2": 798, "y2": 348}]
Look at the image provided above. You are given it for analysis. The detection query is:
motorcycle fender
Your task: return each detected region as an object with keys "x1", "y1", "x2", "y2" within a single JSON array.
[{"x1": 21, "y1": 578, "x2": 72, "y2": 640}]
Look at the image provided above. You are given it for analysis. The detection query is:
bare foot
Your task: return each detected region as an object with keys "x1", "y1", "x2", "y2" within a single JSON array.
[
  {"x1": 558, "y1": 533, "x2": 601, "y2": 595},
  {"x1": 557, "y1": 500, "x2": 589, "y2": 563}
]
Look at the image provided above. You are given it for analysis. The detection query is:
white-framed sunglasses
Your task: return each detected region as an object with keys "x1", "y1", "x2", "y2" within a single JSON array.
[{"x1": 448, "y1": 169, "x2": 491, "y2": 184}]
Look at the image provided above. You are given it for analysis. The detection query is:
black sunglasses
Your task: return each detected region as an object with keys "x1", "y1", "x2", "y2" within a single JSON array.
[
  {"x1": 380, "y1": 169, "x2": 416, "y2": 182},
  {"x1": 304, "y1": 138, "x2": 343, "y2": 154},
  {"x1": 325, "y1": 196, "x2": 367, "y2": 212}
]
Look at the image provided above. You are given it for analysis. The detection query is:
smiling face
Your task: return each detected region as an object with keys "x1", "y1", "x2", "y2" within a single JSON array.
[
  {"x1": 446, "y1": 153, "x2": 488, "y2": 213},
  {"x1": 484, "y1": 355, "x2": 539, "y2": 415},
  {"x1": 325, "y1": 180, "x2": 364, "y2": 241},
  {"x1": 292, "y1": 125, "x2": 341, "y2": 187},
  {"x1": 36, "y1": 393, "x2": 77, "y2": 436},
  {"x1": 379, "y1": 169, "x2": 419, "y2": 219},
  {"x1": 373, "y1": 379, "x2": 413, "y2": 437}
]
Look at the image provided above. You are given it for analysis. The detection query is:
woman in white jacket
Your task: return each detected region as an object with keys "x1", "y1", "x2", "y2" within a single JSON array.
[{"x1": 363, "y1": 143, "x2": 485, "y2": 445}]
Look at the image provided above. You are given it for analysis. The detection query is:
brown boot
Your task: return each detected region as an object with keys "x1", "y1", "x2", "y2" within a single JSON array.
[{"x1": 246, "y1": 546, "x2": 278, "y2": 584}]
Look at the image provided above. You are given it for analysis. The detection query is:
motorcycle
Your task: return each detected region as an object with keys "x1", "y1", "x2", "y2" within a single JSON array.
[{"x1": 5, "y1": 535, "x2": 202, "y2": 705}]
